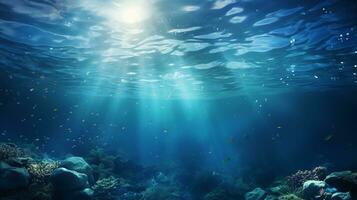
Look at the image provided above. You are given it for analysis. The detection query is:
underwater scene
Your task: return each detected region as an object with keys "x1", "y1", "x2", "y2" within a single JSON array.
[{"x1": 0, "y1": 0, "x2": 357, "y2": 200}]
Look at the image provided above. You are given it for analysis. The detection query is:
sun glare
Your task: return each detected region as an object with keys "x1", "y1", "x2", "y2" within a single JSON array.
[{"x1": 115, "y1": 1, "x2": 151, "y2": 25}]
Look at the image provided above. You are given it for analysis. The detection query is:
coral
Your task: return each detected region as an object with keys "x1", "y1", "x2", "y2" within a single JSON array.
[
  {"x1": 27, "y1": 160, "x2": 60, "y2": 184},
  {"x1": 287, "y1": 166, "x2": 327, "y2": 189},
  {"x1": 114, "y1": 157, "x2": 144, "y2": 181},
  {"x1": 269, "y1": 180, "x2": 303, "y2": 197},
  {"x1": 93, "y1": 176, "x2": 120, "y2": 200},
  {"x1": 0, "y1": 143, "x2": 26, "y2": 161},
  {"x1": 86, "y1": 148, "x2": 116, "y2": 180}
]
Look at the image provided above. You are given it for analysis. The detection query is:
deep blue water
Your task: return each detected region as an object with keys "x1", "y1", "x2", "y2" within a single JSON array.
[{"x1": 1, "y1": 0, "x2": 357, "y2": 193}]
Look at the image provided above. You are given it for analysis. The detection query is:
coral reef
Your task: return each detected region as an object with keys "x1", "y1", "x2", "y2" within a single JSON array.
[
  {"x1": 240, "y1": 167, "x2": 355, "y2": 200},
  {"x1": 92, "y1": 176, "x2": 120, "y2": 200},
  {"x1": 27, "y1": 160, "x2": 60, "y2": 184},
  {"x1": 0, "y1": 143, "x2": 26, "y2": 161},
  {"x1": 85, "y1": 148, "x2": 116, "y2": 180},
  {"x1": 1, "y1": 142, "x2": 357, "y2": 200},
  {"x1": 287, "y1": 166, "x2": 327, "y2": 189}
]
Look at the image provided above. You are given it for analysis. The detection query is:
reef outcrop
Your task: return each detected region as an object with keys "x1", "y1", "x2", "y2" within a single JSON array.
[
  {"x1": 61, "y1": 156, "x2": 95, "y2": 186},
  {"x1": 245, "y1": 187, "x2": 267, "y2": 200},
  {"x1": 1, "y1": 142, "x2": 357, "y2": 200},
  {"x1": 324, "y1": 171, "x2": 357, "y2": 196},
  {"x1": 0, "y1": 161, "x2": 30, "y2": 190},
  {"x1": 242, "y1": 167, "x2": 355, "y2": 200}
]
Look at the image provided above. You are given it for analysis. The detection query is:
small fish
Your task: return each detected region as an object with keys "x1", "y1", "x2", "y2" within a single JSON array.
[
  {"x1": 242, "y1": 133, "x2": 249, "y2": 139},
  {"x1": 347, "y1": 143, "x2": 353, "y2": 148},
  {"x1": 223, "y1": 157, "x2": 232, "y2": 164},
  {"x1": 324, "y1": 134, "x2": 334, "y2": 141},
  {"x1": 315, "y1": 188, "x2": 325, "y2": 198},
  {"x1": 228, "y1": 137, "x2": 237, "y2": 145}
]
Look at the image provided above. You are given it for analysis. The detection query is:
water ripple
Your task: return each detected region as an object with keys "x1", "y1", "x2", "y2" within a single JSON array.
[{"x1": 0, "y1": 0, "x2": 356, "y2": 98}]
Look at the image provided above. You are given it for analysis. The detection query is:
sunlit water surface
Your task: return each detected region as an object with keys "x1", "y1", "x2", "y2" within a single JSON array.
[{"x1": 0, "y1": 0, "x2": 357, "y2": 98}]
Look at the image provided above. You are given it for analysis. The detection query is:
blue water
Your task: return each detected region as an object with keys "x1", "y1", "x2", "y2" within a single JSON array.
[
  {"x1": 0, "y1": 0, "x2": 357, "y2": 199},
  {"x1": 0, "y1": 0, "x2": 356, "y2": 98}
]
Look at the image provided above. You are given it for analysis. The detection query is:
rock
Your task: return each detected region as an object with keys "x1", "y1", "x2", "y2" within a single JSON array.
[
  {"x1": 70, "y1": 188, "x2": 94, "y2": 200},
  {"x1": 331, "y1": 192, "x2": 352, "y2": 200},
  {"x1": 0, "y1": 161, "x2": 30, "y2": 191},
  {"x1": 325, "y1": 171, "x2": 357, "y2": 194},
  {"x1": 61, "y1": 157, "x2": 95, "y2": 186},
  {"x1": 121, "y1": 191, "x2": 143, "y2": 200},
  {"x1": 141, "y1": 185, "x2": 182, "y2": 200},
  {"x1": 324, "y1": 187, "x2": 338, "y2": 200},
  {"x1": 278, "y1": 194, "x2": 303, "y2": 200},
  {"x1": 56, "y1": 188, "x2": 94, "y2": 200},
  {"x1": 268, "y1": 185, "x2": 289, "y2": 196},
  {"x1": 302, "y1": 180, "x2": 326, "y2": 199},
  {"x1": 245, "y1": 188, "x2": 267, "y2": 200},
  {"x1": 203, "y1": 185, "x2": 244, "y2": 200},
  {"x1": 325, "y1": 187, "x2": 338, "y2": 194},
  {"x1": 50, "y1": 167, "x2": 89, "y2": 191},
  {"x1": 265, "y1": 195, "x2": 278, "y2": 200},
  {"x1": 191, "y1": 172, "x2": 222, "y2": 197}
]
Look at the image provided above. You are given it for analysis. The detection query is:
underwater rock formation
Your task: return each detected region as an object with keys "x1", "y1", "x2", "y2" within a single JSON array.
[
  {"x1": 50, "y1": 167, "x2": 93, "y2": 200},
  {"x1": 50, "y1": 167, "x2": 89, "y2": 191},
  {"x1": 62, "y1": 188, "x2": 94, "y2": 200},
  {"x1": 302, "y1": 180, "x2": 326, "y2": 199},
  {"x1": 268, "y1": 183, "x2": 292, "y2": 196},
  {"x1": 140, "y1": 184, "x2": 182, "y2": 200},
  {"x1": 331, "y1": 192, "x2": 352, "y2": 200},
  {"x1": 324, "y1": 171, "x2": 357, "y2": 196},
  {"x1": 278, "y1": 194, "x2": 303, "y2": 200},
  {"x1": 61, "y1": 156, "x2": 95, "y2": 186},
  {"x1": 245, "y1": 187, "x2": 267, "y2": 200},
  {"x1": 242, "y1": 167, "x2": 357, "y2": 200},
  {"x1": 203, "y1": 184, "x2": 246, "y2": 200},
  {"x1": 28, "y1": 183, "x2": 53, "y2": 200},
  {"x1": 2, "y1": 142, "x2": 357, "y2": 200},
  {"x1": 287, "y1": 167, "x2": 327, "y2": 189},
  {"x1": 264, "y1": 194, "x2": 279, "y2": 200},
  {"x1": 0, "y1": 161, "x2": 30, "y2": 191},
  {"x1": 190, "y1": 172, "x2": 222, "y2": 199}
]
